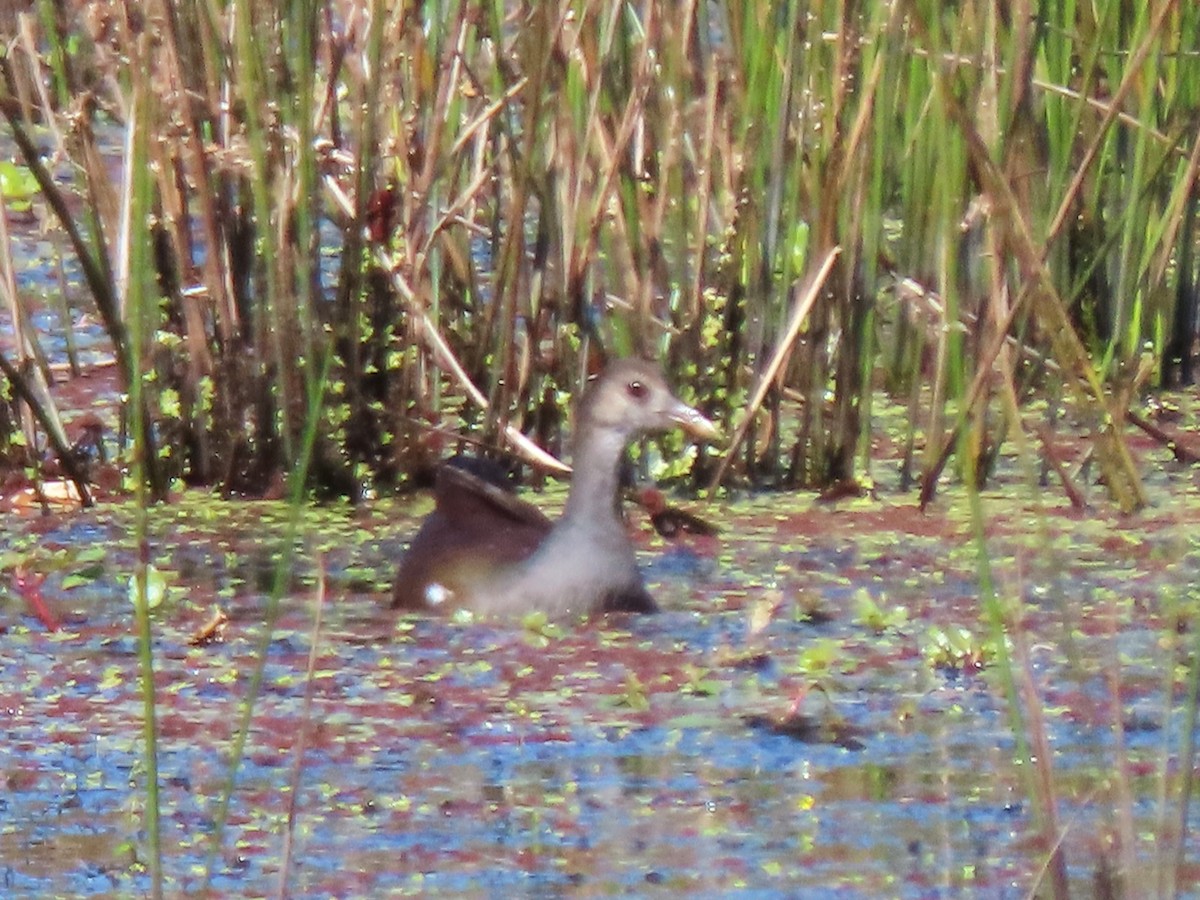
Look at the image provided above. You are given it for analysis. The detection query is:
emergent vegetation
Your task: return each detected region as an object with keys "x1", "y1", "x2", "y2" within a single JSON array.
[{"x1": 0, "y1": 2, "x2": 1196, "y2": 510}]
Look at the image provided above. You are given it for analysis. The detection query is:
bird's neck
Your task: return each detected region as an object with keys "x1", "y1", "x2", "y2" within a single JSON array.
[{"x1": 560, "y1": 425, "x2": 627, "y2": 528}]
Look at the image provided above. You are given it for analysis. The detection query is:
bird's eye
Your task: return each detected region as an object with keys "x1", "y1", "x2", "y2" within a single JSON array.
[{"x1": 627, "y1": 380, "x2": 648, "y2": 401}]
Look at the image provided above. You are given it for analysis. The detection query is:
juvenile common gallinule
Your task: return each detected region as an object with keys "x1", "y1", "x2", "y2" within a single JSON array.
[{"x1": 391, "y1": 358, "x2": 718, "y2": 617}]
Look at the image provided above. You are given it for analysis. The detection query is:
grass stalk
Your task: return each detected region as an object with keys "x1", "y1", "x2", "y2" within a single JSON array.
[
  {"x1": 1153, "y1": 588, "x2": 1200, "y2": 897},
  {"x1": 202, "y1": 343, "x2": 335, "y2": 889},
  {"x1": 275, "y1": 561, "x2": 327, "y2": 900},
  {"x1": 964, "y1": 479, "x2": 1069, "y2": 899},
  {"x1": 123, "y1": 75, "x2": 163, "y2": 898}
]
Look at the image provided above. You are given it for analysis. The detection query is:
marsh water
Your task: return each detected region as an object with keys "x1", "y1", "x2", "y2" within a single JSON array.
[{"x1": 2, "y1": 450, "x2": 1200, "y2": 897}]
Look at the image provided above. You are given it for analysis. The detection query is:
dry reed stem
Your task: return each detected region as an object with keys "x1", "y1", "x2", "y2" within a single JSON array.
[
  {"x1": 709, "y1": 246, "x2": 841, "y2": 489},
  {"x1": 928, "y1": 42, "x2": 1148, "y2": 511},
  {"x1": 1043, "y1": 0, "x2": 1176, "y2": 246}
]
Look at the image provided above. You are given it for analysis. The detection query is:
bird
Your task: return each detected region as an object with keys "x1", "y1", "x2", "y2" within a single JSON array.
[{"x1": 391, "y1": 357, "x2": 719, "y2": 618}]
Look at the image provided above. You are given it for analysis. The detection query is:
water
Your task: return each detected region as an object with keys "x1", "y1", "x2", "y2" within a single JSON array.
[{"x1": 2, "y1": 485, "x2": 1197, "y2": 896}]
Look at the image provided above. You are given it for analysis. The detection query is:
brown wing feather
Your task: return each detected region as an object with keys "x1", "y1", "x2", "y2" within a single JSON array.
[{"x1": 391, "y1": 464, "x2": 553, "y2": 611}]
